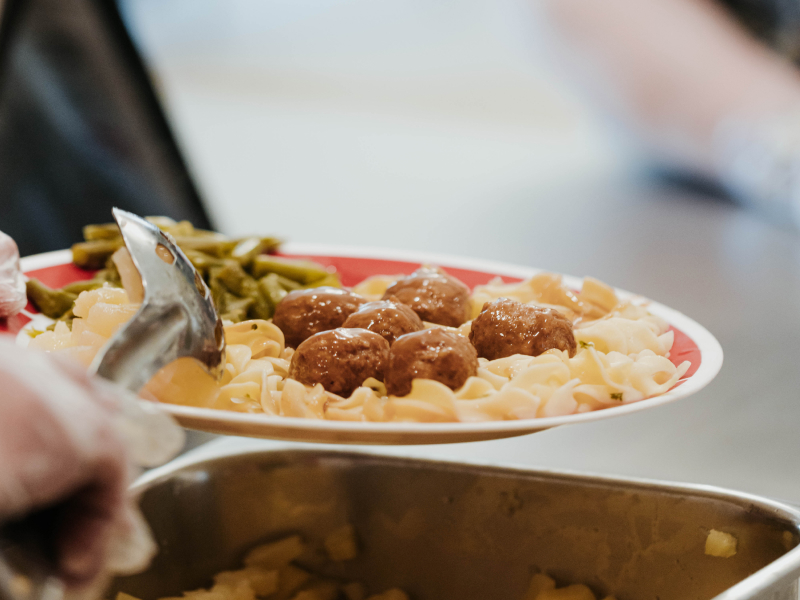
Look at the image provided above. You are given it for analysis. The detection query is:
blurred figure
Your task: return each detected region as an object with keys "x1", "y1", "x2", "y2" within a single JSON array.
[
  {"x1": 0, "y1": 0, "x2": 213, "y2": 257},
  {"x1": 542, "y1": 0, "x2": 800, "y2": 224}
]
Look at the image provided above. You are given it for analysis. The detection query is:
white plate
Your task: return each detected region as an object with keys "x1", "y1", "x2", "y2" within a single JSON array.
[{"x1": 10, "y1": 244, "x2": 723, "y2": 445}]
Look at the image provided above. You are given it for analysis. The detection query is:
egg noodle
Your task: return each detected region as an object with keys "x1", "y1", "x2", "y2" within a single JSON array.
[{"x1": 29, "y1": 272, "x2": 690, "y2": 423}]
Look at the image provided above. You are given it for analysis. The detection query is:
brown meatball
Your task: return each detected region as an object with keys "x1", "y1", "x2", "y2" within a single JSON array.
[
  {"x1": 385, "y1": 328, "x2": 478, "y2": 397},
  {"x1": 469, "y1": 298, "x2": 577, "y2": 360},
  {"x1": 289, "y1": 328, "x2": 390, "y2": 397},
  {"x1": 382, "y1": 267, "x2": 471, "y2": 327},
  {"x1": 341, "y1": 296, "x2": 424, "y2": 345},
  {"x1": 273, "y1": 287, "x2": 367, "y2": 348}
]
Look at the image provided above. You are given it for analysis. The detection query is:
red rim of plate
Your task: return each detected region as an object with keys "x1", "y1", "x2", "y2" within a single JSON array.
[{"x1": 1, "y1": 244, "x2": 723, "y2": 440}]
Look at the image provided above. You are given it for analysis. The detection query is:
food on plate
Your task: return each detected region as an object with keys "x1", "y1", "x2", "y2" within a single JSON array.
[
  {"x1": 384, "y1": 328, "x2": 478, "y2": 397},
  {"x1": 289, "y1": 329, "x2": 390, "y2": 397},
  {"x1": 341, "y1": 297, "x2": 424, "y2": 345},
  {"x1": 22, "y1": 216, "x2": 692, "y2": 423},
  {"x1": 273, "y1": 288, "x2": 368, "y2": 348},
  {"x1": 382, "y1": 266, "x2": 471, "y2": 327},
  {"x1": 0, "y1": 230, "x2": 26, "y2": 318},
  {"x1": 705, "y1": 529, "x2": 738, "y2": 558},
  {"x1": 27, "y1": 258, "x2": 692, "y2": 423},
  {"x1": 24, "y1": 217, "x2": 342, "y2": 324},
  {"x1": 469, "y1": 298, "x2": 577, "y2": 360}
]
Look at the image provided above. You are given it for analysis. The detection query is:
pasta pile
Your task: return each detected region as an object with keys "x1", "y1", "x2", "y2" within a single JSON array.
[{"x1": 28, "y1": 271, "x2": 690, "y2": 423}]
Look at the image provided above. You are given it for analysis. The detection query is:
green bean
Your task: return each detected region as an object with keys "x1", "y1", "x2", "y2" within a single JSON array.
[
  {"x1": 230, "y1": 237, "x2": 281, "y2": 266},
  {"x1": 258, "y1": 274, "x2": 287, "y2": 312},
  {"x1": 173, "y1": 237, "x2": 238, "y2": 258},
  {"x1": 91, "y1": 267, "x2": 121, "y2": 286},
  {"x1": 248, "y1": 292, "x2": 274, "y2": 321},
  {"x1": 26, "y1": 279, "x2": 78, "y2": 319},
  {"x1": 208, "y1": 273, "x2": 230, "y2": 313},
  {"x1": 62, "y1": 280, "x2": 105, "y2": 295},
  {"x1": 71, "y1": 240, "x2": 123, "y2": 270},
  {"x1": 301, "y1": 273, "x2": 342, "y2": 289},
  {"x1": 216, "y1": 262, "x2": 259, "y2": 298},
  {"x1": 274, "y1": 274, "x2": 302, "y2": 291},
  {"x1": 82, "y1": 223, "x2": 121, "y2": 241},
  {"x1": 251, "y1": 256, "x2": 331, "y2": 284},
  {"x1": 221, "y1": 294, "x2": 255, "y2": 323},
  {"x1": 182, "y1": 249, "x2": 225, "y2": 274}
]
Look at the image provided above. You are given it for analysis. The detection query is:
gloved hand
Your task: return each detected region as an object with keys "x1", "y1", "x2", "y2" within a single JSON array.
[
  {"x1": 0, "y1": 335, "x2": 184, "y2": 589},
  {"x1": 0, "y1": 230, "x2": 26, "y2": 318}
]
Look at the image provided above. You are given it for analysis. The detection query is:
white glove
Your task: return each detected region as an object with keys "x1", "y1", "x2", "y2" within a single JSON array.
[
  {"x1": 0, "y1": 335, "x2": 184, "y2": 589},
  {"x1": 0, "y1": 230, "x2": 26, "y2": 318}
]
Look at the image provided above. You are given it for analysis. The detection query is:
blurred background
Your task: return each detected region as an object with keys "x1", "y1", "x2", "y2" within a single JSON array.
[
  {"x1": 117, "y1": 0, "x2": 629, "y2": 248},
  {"x1": 5, "y1": 0, "x2": 800, "y2": 504}
]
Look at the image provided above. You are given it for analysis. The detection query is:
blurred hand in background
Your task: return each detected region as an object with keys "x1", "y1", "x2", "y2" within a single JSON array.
[{"x1": 542, "y1": 0, "x2": 800, "y2": 224}]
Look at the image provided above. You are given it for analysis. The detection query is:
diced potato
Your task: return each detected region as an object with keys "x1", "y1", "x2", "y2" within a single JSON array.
[
  {"x1": 276, "y1": 565, "x2": 312, "y2": 598},
  {"x1": 73, "y1": 286, "x2": 130, "y2": 318},
  {"x1": 705, "y1": 529, "x2": 738, "y2": 558},
  {"x1": 212, "y1": 583, "x2": 256, "y2": 600},
  {"x1": 537, "y1": 584, "x2": 596, "y2": 600},
  {"x1": 342, "y1": 582, "x2": 367, "y2": 600},
  {"x1": 116, "y1": 593, "x2": 142, "y2": 600},
  {"x1": 324, "y1": 524, "x2": 358, "y2": 561},
  {"x1": 85, "y1": 302, "x2": 139, "y2": 338},
  {"x1": 244, "y1": 535, "x2": 305, "y2": 569},
  {"x1": 214, "y1": 568, "x2": 279, "y2": 597},
  {"x1": 291, "y1": 581, "x2": 339, "y2": 600},
  {"x1": 365, "y1": 590, "x2": 410, "y2": 600},
  {"x1": 524, "y1": 574, "x2": 556, "y2": 600}
]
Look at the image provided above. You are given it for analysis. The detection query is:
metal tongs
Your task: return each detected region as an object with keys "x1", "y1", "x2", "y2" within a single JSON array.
[{"x1": 0, "y1": 209, "x2": 225, "y2": 600}]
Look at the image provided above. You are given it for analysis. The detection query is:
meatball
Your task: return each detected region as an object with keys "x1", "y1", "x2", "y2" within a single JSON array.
[
  {"x1": 273, "y1": 287, "x2": 367, "y2": 348},
  {"x1": 289, "y1": 328, "x2": 390, "y2": 397},
  {"x1": 341, "y1": 296, "x2": 424, "y2": 345},
  {"x1": 384, "y1": 328, "x2": 478, "y2": 397},
  {"x1": 382, "y1": 267, "x2": 471, "y2": 327},
  {"x1": 468, "y1": 298, "x2": 577, "y2": 360}
]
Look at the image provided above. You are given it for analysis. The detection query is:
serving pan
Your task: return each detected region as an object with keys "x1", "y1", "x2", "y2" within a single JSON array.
[
  {"x1": 110, "y1": 447, "x2": 800, "y2": 600},
  {"x1": 6, "y1": 244, "x2": 723, "y2": 445}
]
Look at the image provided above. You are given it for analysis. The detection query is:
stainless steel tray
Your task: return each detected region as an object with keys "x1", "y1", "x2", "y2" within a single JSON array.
[{"x1": 111, "y1": 448, "x2": 800, "y2": 600}]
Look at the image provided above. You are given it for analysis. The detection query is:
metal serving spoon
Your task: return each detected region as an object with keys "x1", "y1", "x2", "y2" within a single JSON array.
[{"x1": 91, "y1": 208, "x2": 225, "y2": 391}]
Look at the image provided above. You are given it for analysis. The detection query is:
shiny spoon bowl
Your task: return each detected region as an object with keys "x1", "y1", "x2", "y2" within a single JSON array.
[{"x1": 91, "y1": 208, "x2": 225, "y2": 393}]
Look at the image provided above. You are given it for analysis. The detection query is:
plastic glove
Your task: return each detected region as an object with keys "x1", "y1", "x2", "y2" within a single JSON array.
[
  {"x1": 0, "y1": 230, "x2": 26, "y2": 318},
  {"x1": 0, "y1": 335, "x2": 184, "y2": 589}
]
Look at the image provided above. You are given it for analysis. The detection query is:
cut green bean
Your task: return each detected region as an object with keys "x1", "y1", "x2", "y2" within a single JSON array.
[
  {"x1": 82, "y1": 223, "x2": 121, "y2": 241},
  {"x1": 172, "y1": 237, "x2": 238, "y2": 258},
  {"x1": 258, "y1": 273, "x2": 288, "y2": 309},
  {"x1": 216, "y1": 262, "x2": 259, "y2": 298},
  {"x1": 230, "y1": 237, "x2": 281, "y2": 266},
  {"x1": 251, "y1": 256, "x2": 331, "y2": 283},
  {"x1": 62, "y1": 280, "x2": 105, "y2": 295},
  {"x1": 301, "y1": 273, "x2": 342, "y2": 289},
  {"x1": 71, "y1": 240, "x2": 123, "y2": 270},
  {"x1": 274, "y1": 274, "x2": 302, "y2": 291},
  {"x1": 221, "y1": 294, "x2": 255, "y2": 323},
  {"x1": 26, "y1": 279, "x2": 78, "y2": 319}
]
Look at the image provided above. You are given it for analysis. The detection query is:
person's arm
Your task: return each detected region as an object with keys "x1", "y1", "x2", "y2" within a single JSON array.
[{"x1": 541, "y1": 0, "x2": 800, "y2": 200}]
